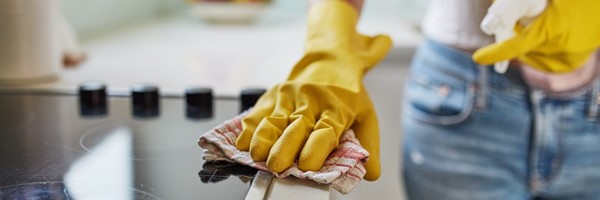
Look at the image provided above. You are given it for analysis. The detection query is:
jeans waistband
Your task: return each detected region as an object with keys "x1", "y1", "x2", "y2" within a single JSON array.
[
  {"x1": 423, "y1": 38, "x2": 600, "y2": 117},
  {"x1": 520, "y1": 52, "x2": 600, "y2": 99}
]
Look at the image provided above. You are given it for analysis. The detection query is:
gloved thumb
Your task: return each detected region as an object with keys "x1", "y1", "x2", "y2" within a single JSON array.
[
  {"x1": 359, "y1": 34, "x2": 393, "y2": 71},
  {"x1": 351, "y1": 109, "x2": 380, "y2": 181}
]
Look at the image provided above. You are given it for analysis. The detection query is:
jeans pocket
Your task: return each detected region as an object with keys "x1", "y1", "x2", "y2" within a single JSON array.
[{"x1": 404, "y1": 58, "x2": 476, "y2": 125}]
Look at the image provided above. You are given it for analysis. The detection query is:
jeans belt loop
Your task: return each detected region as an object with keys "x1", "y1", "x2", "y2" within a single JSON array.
[
  {"x1": 475, "y1": 65, "x2": 489, "y2": 111},
  {"x1": 588, "y1": 77, "x2": 600, "y2": 121}
]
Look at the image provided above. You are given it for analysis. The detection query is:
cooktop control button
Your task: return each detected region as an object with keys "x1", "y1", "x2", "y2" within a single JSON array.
[
  {"x1": 240, "y1": 88, "x2": 266, "y2": 113},
  {"x1": 186, "y1": 87, "x2": 213, "y2": 119},
  {"x1": 79, "y1": 81, "x2": 107, "y2": 116},
  {"x1": 131, "y1": 84, "x2": 160, "y2": 118}
]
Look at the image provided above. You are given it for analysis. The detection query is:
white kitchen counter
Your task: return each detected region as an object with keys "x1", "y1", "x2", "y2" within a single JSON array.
[{"x1": 0, "y1": 7, "x2": 421, "y2": 97}]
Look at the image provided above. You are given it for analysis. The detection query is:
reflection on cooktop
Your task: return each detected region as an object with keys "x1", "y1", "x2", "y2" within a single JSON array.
[
  {"x1": 199, "y1": 161, "x2": 258, "y2": 184},
  {"x1": 0, "y1": 92, "x2": 260, "y2": 200},
  {"x1": 79, "y1": 122, "x2": 202, "y2": 161},
  {"x1": 0, "y1": 182, "x2": 69, "y2": 199},
  {"x1": 0, "y1": 182, "x2": 161, "y2": 200}
]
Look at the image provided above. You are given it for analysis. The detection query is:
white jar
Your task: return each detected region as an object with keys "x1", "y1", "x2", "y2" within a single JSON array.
[{"x1": 0, "y1": 0, "x2": 61, "y2": 85}]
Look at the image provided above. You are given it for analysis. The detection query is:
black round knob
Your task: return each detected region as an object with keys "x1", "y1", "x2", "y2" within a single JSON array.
[
  {"x1": 186, "y1": 87, "x2": 213, "y2": 119},
  {"x1": 79, "y1": 81, "x2": 107, "y2": 116},
  {"x1": 240, "y1": 88, "x2": 266, "y2": 113},
  {"x1": 131, "y1": 84, "x2": 160, "y2": 118}
]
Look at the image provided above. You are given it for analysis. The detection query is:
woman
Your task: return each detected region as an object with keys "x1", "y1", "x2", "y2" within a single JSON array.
[{"x1": 404, "y1": 0, "x2": 600, "y2": 199}]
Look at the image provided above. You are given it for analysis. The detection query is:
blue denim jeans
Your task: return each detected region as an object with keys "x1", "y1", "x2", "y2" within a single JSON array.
[{"x1": 402, "y1": 39, "x2": 600, "y2": 199}]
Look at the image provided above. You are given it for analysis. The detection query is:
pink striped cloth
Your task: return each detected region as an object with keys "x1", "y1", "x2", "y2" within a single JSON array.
[{"x1": 198, "y1": 112, "x2": 370, "y2": 194}]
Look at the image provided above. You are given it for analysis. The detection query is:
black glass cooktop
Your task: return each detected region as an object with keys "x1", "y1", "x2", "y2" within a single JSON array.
[{"x1": 0, "y1": 89, "x2": 260, "y2": 200}]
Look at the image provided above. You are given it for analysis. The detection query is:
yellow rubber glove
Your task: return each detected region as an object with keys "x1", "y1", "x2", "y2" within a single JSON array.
[
  {"x1": 473, "y1": 0, "x2": 600, "y2": 73},
  {"x1": 235, "y1": 0, "x2": 392, "y2": 181}
]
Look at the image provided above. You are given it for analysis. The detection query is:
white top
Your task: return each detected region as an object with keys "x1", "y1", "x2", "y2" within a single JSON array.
[
  {"x1": 422, "y1": 0, "x2": 599, "y2": 95},
  {"x1": 422, "y1": 0, "x2": 493, "y2": 50}
]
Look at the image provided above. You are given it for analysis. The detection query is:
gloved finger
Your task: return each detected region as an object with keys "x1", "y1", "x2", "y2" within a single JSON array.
[
  {"x1": 248, "y1": 86, "x2": 295, "y2": 162},
  {"x1": 360, "y1": 34, "x2": 393, "y2": 70},
  {"x1": 236, "y1": 91, "x2": 276, "y2": 151},
  {"x1": 266, "y1": 115, "x2": 313, "y2": 172},
  {"x1": 249, "y1": 115, "x2": 289, "y2": 162},
  {"x1": 351, "y1": 110, "x2": 380, "y2": 181},
  {"x1": 473, "y1": 16, "x2": 548, "y2": 65},
  {"x1": 298, "y1": 110, "x2": 346, "y2": 171}
]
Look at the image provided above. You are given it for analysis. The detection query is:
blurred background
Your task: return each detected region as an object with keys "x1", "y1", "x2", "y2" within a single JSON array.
[
  {"x1": 54, "y1": 0, "x2": 422, "y2": 94},
  {"x1": 61, "y1": 0, "x2": 428, "y2": 40},
  {"x1": 2, "y1": 0, "x2": 428, "y2": 96}
]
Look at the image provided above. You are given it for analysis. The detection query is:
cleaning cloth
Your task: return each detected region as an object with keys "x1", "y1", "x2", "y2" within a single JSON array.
[{"x1": 198, "y1": 112, "x2": 370, "y2": 194}]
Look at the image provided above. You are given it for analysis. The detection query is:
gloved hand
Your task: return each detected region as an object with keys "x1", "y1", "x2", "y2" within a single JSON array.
[
  {"x1": 473, "y1": 0, "x2": 600, "y2": 73},
  {"x1": 235, "y1": 0, "x2": 392, "y2": 181}
]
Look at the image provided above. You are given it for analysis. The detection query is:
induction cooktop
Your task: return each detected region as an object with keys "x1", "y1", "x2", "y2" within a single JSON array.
[{"x1": 0, "y1": 83, "x2": 267, "y2": 200}]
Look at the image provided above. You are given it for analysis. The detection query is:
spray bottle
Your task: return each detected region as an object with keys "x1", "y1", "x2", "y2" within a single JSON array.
[{"x1": 480, "y1": 0, "x2": 547, "y2": 74}]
